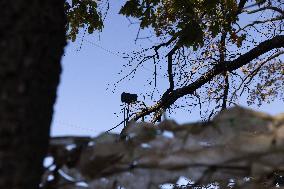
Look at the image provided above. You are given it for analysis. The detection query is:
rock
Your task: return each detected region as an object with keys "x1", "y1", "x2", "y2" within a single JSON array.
[{"x1": 42, "y1": 106, "x2": 284, "y2": 189}]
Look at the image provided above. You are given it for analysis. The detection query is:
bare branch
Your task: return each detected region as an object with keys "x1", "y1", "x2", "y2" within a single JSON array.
[
  {"x1": 230, "y1": 50, "x2": 284, "y2": 101},
  {"x1": 237, "y1": 15, "x2": 284, "y2": 33},
  {"x1": 247, "y1": 6, "x2": 284, "y2": 16},
  {"x1": 222, "y1": 74, "x2": 230, "y2": 111},
  {"x1": 166, "y1": 46, "x2": 179, "y2": 92},
  {"x1": 130, "y1": 35, "x2": 284, "y2": 123},
  {"x1": 174, "y1": 35, "x2": 284, "y2": 99},
  {"x1": 237, "y1": 0, "x2": 248, "y2": 14},
  {"x1": 219, "y1": 32, "x2": 229, "y2": 111}
]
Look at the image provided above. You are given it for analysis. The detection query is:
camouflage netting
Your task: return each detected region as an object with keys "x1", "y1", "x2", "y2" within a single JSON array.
[{"x1": 41, "y1": 106, "x2": 284, "y2": 189}]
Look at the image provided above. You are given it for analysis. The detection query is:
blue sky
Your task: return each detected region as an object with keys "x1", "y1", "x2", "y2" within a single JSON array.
[{"x1": 50, "y1": 1, "x2": 284, "y2": 137}]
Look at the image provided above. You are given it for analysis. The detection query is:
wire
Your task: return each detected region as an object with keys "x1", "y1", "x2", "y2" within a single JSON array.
[
  {"x1": 77, "y1": 36, "x2": 167, "y2": 79},
  {"x1": 53, "y1": 120, "x2": 99, "y2": 133},
  {"x1": 77, "y1": 36, "x2": 125, "y2": 58}
]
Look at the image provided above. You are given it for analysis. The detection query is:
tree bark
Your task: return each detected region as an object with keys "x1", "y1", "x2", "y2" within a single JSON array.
[{"x1": 0, "y1": 0, "x2": 66, "y2": 188}]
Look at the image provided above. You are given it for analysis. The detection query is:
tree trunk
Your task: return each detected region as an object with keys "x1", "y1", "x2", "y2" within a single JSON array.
[{"x1": 0, "y1": 0, "x2": 66, "y2": 188}]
